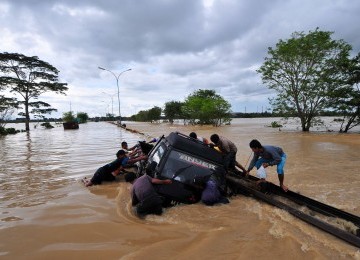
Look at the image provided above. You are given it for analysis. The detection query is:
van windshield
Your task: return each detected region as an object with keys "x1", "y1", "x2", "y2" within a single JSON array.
[{"x1": 161, "y1": 150, "x2": 220, "y2": 185}]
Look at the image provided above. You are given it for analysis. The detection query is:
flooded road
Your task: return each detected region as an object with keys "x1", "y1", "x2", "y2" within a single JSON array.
[{"x1": 0, "y1": 119, "x2": 359, "y2": 259}]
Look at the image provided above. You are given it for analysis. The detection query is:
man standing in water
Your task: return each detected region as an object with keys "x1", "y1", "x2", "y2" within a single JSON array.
[
  {"x1": 83, "y1": 150, "x2": 147, "y2": 187},
  {"x1": 125, "y1": 172, "x2": 172, "y2": 217},
  {"x1": 246, "y1": 139, "x2": 288, "y2": 192}
]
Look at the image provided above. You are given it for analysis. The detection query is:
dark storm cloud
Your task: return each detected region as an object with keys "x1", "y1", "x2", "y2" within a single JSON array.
[{"x1": 1, "y1": 0, "x2": 360, "y2": 117}]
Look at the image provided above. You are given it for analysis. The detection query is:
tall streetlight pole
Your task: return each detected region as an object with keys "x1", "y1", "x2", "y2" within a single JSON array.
[{"x1": 98, "y1": 67, "x2": 131, "y2": 125}]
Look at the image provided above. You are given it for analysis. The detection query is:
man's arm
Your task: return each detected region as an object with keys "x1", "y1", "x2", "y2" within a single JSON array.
[
  {"x1": 236, "y1": 161, "x2": 247, "y2": 172},
  {"x1": 111, "y1": 166, "x2": 123, "y2": 176},
  {"x1": 247, "y1": 154, "x2": 257, "y2": 172},
  {"x1": 127, "y1": 155, "x2": 148, "y2": 164}
]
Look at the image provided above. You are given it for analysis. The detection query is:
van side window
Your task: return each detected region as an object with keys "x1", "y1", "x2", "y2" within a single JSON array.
[{"x1": 151, "y1": 144, "x2": 165, "y2": 164}]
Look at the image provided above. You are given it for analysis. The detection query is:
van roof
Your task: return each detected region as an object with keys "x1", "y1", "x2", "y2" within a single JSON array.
[{"x1": 164, "y1": 132, "x2": 224, "y2": 165}]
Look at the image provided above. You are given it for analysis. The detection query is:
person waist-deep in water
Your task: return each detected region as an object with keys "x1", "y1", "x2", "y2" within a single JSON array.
[
  {"x1": 195, "y1": 173, "x2": 229, "y2": 206},
  {"x1": 83, "y1": 150, "x2": 147, "y2": 187},
  {"x1": 125, "y1": 173, "x2": 172, "y2": 217},
  {"x1": 246, "y1": 139, "x2": 288, "y2": 192}
]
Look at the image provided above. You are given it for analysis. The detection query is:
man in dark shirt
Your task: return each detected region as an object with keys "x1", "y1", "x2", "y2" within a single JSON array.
[
  {"x1": 83, "y1": 150, "x2": 147, "y2": 187},
  {"x1": 125, "y1": 173, "x2": 172, "y2": 217},
  {"x1": 246, "y1": 139, "x2": 288, "y2": 192},
  {"x1": 200, "y1": 173, "x2": 229, "y2": 206}
]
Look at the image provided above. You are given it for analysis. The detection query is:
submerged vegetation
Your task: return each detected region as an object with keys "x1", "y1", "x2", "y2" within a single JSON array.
[
  {"x1": 40, "y1": 122, "x2": 54, "y2": 129},
  {"x1": 269, "y1": 121, "x2": 282, "y2": 128},
  {"x1": 0, "y1": 126, "x2": 21, "y2": 135}
]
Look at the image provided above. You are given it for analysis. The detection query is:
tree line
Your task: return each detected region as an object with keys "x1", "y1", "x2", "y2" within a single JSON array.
[
  {"x1": 1, "y1": 28, "x2": 359, "y2": 133},
  {"x1": 130, "y1": 29, "x2": 360, "y2": 132},
  {"x1": 130, "y1": 89, "x2": 232, "y2": 127}
]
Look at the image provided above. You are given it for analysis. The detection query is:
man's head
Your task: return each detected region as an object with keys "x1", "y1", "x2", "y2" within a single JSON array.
[
  {"x1": 121, "y1": 141, "x2": 128, "y2": 149},
  {"x1": 189, "y1": 132, "x2": 197, "y2": 139},
  {"x1": 116, "y1": 149, "x2": 126, "y2": 158},
  {"x1": 124, "y1": 172, "x2": 137, "y2": 183},
  {"x1": 210, "y1": 134, "x2": 220, "y2": 144},
  {"x1": 249, "y1": 139, "x2": 262, "y2": 152}
]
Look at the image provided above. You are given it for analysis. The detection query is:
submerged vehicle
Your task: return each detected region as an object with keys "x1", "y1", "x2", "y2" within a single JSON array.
[
  {"x1": 140, "y1": 131, "x2": 360, "y2": 248},
  {"x1": 144, "y1": 132, "x2": 227, "y2": 205}
]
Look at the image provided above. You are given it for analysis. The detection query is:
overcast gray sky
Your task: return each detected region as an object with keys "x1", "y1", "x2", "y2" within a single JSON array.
[{"x1": 1, "y1": 0, "x2": 360, "y2": 118}]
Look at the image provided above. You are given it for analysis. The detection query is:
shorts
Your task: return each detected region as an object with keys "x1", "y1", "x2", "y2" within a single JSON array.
[
  {"x1": 91, "y1": 167, "x2": 115, "y2": 185},
  {"x1": 255, "y1": 153, "x2": 287, "y2": 175}
]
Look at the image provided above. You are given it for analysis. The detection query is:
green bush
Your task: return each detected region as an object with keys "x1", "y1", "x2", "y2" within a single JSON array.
[
  {"x1": 6, "y1": 128, "x2": 17, "y2": 134},
  {"x1": 76, "y1": 112, "x2": 89, "y2": 123},
  {"x1": 0, "y1": 127, "x2": 19, "y2": 135},
  {"x1": 62, "y1": 111, "x2": 76, "y2": 122},
  {"x1": 0, "y1": 126, "x2": 6, "y2": 135},
  {"x1": 270, "y1": 121, "x2": 282, "y2": 128},
  {"x1": 41, "y1": 122, "x2": 54, "y2": 129}
]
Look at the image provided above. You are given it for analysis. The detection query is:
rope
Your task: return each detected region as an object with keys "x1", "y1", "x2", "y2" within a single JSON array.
[{"x1": 244, "y1": 152, "x2": 253, "y2": 169}]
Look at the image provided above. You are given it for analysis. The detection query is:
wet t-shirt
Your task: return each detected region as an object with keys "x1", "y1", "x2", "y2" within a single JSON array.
[
  {"x1": 102, "y1": 157, "x2": 129, "y2": 173},
  {"x1": 131, "y1": 175, "x2": 157, "y2": 202},
  {"x1": 201, "y1": 180, "x2": 221, "y2": 204}
]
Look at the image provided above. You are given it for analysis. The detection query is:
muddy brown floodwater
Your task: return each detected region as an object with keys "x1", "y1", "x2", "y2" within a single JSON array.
[{"x1": 0, "y1": 118, "x2": 359, "y2": 259}]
